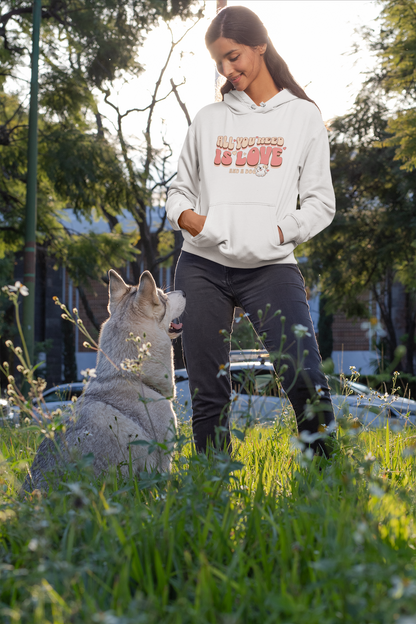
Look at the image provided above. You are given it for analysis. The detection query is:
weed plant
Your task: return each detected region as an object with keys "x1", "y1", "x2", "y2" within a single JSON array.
[{"x1": 1, "y1": 287, "x2": 416, "y2": 623}]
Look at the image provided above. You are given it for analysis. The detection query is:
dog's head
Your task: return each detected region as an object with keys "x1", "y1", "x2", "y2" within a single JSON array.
[
  {"x1": 255, "y1": 164, "x2": 268, "y2": 177},
  {"x1": 108, "y1": 270, "x2": 185, "y2": 339}
]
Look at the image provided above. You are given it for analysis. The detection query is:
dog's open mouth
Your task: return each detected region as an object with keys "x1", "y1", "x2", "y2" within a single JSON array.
[{"x1": 169, "y1": 321, "x2": 183, "y2": 335}]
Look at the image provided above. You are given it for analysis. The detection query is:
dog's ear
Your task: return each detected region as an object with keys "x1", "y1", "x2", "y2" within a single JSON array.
[
  {"x1": 108, "y1": 270, "x2": 128, "y2": 314},
  {"x1": 137, "y1": 271, "x2": 160, "y2": 308}
]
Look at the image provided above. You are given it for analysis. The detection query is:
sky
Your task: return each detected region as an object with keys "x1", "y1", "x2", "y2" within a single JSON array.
[{"x1": 99, "y1": 0, "x2": 381, "y2": 172}]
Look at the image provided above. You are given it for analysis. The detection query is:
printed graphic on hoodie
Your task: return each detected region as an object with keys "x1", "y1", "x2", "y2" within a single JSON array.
[{"x1": 214, "y1": 135, "x2": 285, "y2": 177}]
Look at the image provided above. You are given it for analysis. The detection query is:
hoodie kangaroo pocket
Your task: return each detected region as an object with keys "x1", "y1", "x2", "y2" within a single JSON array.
[
  {"x1": 185, "y1": 202, "x2": 282, "y2": 264},
  {"x1": 182, "y1": 207, "x2": 223, "y2": 249}
]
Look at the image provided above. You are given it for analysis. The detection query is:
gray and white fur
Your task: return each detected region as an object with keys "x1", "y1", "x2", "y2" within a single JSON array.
[{"x1": 21, "y1": 270, "x2": 186, "y2": 493}]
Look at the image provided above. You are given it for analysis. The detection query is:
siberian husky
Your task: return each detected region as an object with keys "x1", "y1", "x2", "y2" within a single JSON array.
[{"x1": 22, "y1": 270, "x2": 186, "y2": 493}]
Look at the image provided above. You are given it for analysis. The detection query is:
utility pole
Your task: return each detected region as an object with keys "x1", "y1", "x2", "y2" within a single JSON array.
[{"x1": 22, "y1": 0, "x2": 41, "y2": 366}]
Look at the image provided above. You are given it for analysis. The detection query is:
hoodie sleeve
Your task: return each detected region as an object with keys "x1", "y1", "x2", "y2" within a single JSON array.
[
  {"x1": 166, "y1": 125, "x2": 199, "y2": 231},
  {"x1": 276, "y1": 119, "x2": 335, "y2": 246}
]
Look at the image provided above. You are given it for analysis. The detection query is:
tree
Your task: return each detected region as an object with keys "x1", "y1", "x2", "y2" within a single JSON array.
[
  {"x1": 98, "y1": 20, "x2": 201, "y2": 284},
  {"x1": 301, "y1": 90, "x2": 416, "y2": 373},
  {"x1": 302, "y1": 0, "x2": 416, "y2": 374},
  {"x1": 0, "y1": 87, "x2": 137, "y2": 330},
  {"x1": 0, "y1": 0, "x2": 203, "y2": 333},
  {"x1": 359, "y1": 0, "x2": 416, "y2": 170}
]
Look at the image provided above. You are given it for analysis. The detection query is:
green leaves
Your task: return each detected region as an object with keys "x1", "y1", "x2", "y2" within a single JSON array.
[
  {"x1": 385, "y1": 109, "x2": 416, "y2": 171},
  {"x1": 52, "y1": 230, "x2": 138, "y2": 286},
  {"x1": 302, "y1": 86, "x2": 416, "y2": 369},
  {"x1": 360, "y1": 0, "x2": 416, "y2": 171},
  {"x1": 40, "y1": 125, "x2": 128, "y2": 217}
]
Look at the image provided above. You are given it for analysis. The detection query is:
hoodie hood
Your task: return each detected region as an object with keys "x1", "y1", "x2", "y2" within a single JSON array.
[{"x1": 223, "y1": 89, "x2": 298, "y2": 115}]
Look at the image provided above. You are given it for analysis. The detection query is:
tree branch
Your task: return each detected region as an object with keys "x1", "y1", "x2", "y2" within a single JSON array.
[
  {"x1": 151, "y1": 171, "x2": 176, "y2": 192},
  {"x1": 119, "y1": 86, "x2": 180, "y2": 119},
  {"x1": 100, "y1": 205, "x2": 119, "y2": 231},
  {"x1": 144, "y1": 16, "x2": 202, "y2": 177},
  {"x1": 151, "y1": 244, "x2": 184, "y2": 269},
  {"x1": 155, "y1": 210, "x2": 167, "y2": 238},
  {"x1": 170, "y1": 78, "x2": 191, "y2": 126}
]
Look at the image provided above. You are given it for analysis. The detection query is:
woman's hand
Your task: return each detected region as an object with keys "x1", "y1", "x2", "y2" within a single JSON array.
[
  {"x1": 178, "y1": 209, "x2": 207, "y2": 237},
  {"x1": 278, "y1": 226, "x2": 284, "y2": 244}
]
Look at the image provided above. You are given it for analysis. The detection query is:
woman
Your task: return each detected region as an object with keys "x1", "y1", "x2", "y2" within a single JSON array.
[{"x1": 166, "y1": 5, "x2": 336, "y2": 455}]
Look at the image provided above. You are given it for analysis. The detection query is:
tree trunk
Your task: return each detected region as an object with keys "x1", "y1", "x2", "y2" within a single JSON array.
[
  {"x1": 372, "y1": 275, "x2": 397, "y2": 363},
  {"x1": 317, "y1": 295, "x2": 333, "y2": 360},
  {"x1": 172, "y1": 229, "x2": 185, "y2": 369}
]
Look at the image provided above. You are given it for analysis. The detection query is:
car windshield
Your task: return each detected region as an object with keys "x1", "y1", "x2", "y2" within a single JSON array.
[
  {"x1": 347, "y1": 381, "x2": 371, "y2": 395},
  {"x1": 231, "y1": 368, "x2": 281, "y2": 397},
  {"x1": 175, "y1": 363, "x2": 282, "y2": 398},
  {"x1": 43, "y1": 387, "x2": 84, "y2": 403},
  {"x1": 328, "y1": 376, "x2": 371, "y2": 396}
]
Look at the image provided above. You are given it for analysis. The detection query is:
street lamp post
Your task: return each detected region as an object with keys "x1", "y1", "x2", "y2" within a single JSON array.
[
  {"x1": 215, "y1": 0, "x2": 227, "y2": 98},
  {"x1": 22, "y1": 0, "x2": 41, "y2": 366}
]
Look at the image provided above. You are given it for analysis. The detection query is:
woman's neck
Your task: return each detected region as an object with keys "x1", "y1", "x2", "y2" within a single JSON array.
[{"x1": 244, "y1": 63, "x2": 279, "y2": 106}]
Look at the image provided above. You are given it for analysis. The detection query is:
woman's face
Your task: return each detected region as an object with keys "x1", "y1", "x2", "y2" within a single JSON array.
[{"x1": 208, "y1": 37, "x2": 267, "y2": 93}]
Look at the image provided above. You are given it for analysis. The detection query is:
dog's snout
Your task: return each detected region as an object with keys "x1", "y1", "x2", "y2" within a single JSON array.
[
  {"x1": 168, "y1": 289, "x2": 185, "y2": 297},
  {"x1": 168, "y1": 289, "x2": 186, "y2": 322}
]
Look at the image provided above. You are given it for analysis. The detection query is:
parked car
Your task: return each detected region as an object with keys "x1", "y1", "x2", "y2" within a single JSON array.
[
  {"x1": 175, "y1": 351, "x2": 416, "y2": 429},
  {"x1": 14, "y1": 352, "x2": 416, "y2": 431},
  {"x1": 32, "y1": 382, "x2": 85, "y2": 416},
  {"x1": 175, "y1": 358, "x2": 288, "y2": 425},
  {"x1": 0, "y1": 397, "x2": 19, "y2": 427},
  {"x1": 328, "y1": 375, "x2": 416, "y2": 426}
]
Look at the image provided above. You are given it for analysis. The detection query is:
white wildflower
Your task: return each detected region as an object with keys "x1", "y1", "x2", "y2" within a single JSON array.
[
  {"x1": 229, "y1": 390, "x2": 238, "y2": 402},
  {"x1": 361, "y1": 317, "x2": 387, "y2": 338},
  {"x1": 292, "y1": 324, "x2": 311, "y2": 339},
  {"x1": 28, "y1": 539, "x2": 39, "y2": 551},
  {"x1": 81, "y1": 368, "x2": 97, "y2": 379},
  {"x1": 217, "y1": 362, "x2": 230, "y2": 377},
  {"x1": 5, "y1": 281, "x2": 29, "y2": 296}
]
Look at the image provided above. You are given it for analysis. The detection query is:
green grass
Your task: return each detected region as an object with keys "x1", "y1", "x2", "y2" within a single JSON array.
[{"x1": 1, "y1": 415, "x2": 416, "y2": 623}]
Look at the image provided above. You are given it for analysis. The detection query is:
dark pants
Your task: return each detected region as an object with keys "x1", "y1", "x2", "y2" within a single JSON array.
[{"x1": 174, "y1": 251, "x2": 334, "y2": 454}]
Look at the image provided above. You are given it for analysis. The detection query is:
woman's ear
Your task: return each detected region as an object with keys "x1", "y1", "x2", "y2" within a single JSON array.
[{"x1": 258, "y1": 43, "x2": 267, "y2": 56}]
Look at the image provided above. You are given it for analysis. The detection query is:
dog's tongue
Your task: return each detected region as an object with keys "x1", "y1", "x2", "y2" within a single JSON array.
[{"x1": 170, "y1": 322, "x2": 182, "y2": 330}]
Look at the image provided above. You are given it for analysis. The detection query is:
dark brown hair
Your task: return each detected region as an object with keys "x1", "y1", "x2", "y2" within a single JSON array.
[{"x1": 205, "y1": 5, "x2": 316, "y2": 106}]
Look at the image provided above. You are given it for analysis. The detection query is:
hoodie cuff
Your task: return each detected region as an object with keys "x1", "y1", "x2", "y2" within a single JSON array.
[
  {"x1": 167, "y1": 203, "x2": 194, "y2": 231},
  {"x1": 277, "y1": 214, "x2": 301, "y2": 245}
]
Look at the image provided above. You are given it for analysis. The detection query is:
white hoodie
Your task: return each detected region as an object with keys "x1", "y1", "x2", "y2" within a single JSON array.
[{"x1": 166, "y1": 89, "x2": 335, "y2": 268}]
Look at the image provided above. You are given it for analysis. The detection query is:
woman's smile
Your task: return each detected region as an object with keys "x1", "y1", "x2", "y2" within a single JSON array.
[
  {"x1": 209, "y1": 37, "x2": 267, "y2": 96},
  {"x1": 230, "y1": 73, "x2": 242, "y2": 85}
]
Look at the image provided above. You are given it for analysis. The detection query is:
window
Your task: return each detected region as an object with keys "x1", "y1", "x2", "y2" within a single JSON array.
[{"x1": 43, "y1": 387, "x2": 84, "y2": 403}]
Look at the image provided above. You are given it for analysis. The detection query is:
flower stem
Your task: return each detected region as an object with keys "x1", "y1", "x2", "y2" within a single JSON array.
[{"x1": 15, "y1": 300, "x2": 31, "y2": 369}]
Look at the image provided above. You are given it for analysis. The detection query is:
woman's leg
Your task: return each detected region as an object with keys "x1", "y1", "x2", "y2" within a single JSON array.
[
  {"x1": 174, "y1": 252, "x2": 236, "y2": 452},
  {"x1": 231, "y1": 263, "x2": 335, "y2": 454}
]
